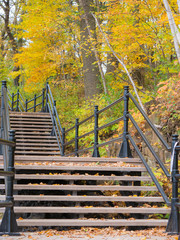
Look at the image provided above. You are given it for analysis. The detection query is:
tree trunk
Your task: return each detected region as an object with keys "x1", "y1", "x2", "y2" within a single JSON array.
[
  {"x1": 163, "y1": 0, "x2": 180, "y2": 64},
  {"x1": 78, "y1": 0, "x2": 101, "y2": 99}
]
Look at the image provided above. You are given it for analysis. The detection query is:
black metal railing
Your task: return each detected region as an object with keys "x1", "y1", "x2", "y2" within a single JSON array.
[
  {"x1": 0, "y1": 81, "x2": 18, "y2": 235},
  {"x1": 8, "y1": 88, "x2": 46, "y2": 113},
  {"x1": 45, "y1": 83, "x2": 63, "y2": 155},
  {"x1": 7, "y1": 83, "x2": 63, "y2": 155},
  {"x1": 63, "y1": 97, "x2": 124, "y2": 157}
]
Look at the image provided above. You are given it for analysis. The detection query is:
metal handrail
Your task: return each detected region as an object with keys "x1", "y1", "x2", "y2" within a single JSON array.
[
  {"x1": 128, "y1": 113, "x2": 170, "y2": 178},
  {"x1": 128, "y1": 134, "x2": 170, "y2": 205},
  {"x1": 46, "y1": 88, "x2": 63, "y2": 155},
  {"x1": 128, "y1": 93, "x2": 171, "y2": 151}
]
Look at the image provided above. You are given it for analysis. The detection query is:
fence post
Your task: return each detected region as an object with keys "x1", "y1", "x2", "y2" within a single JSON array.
[
  {"x1": 75, "y1": 118, "x2": 79, "y2": 157},
  {"x1": 34, "y1": 94, "x2": 36, "y2": 112},
  {"x1": 45, "y1": 82, "x2": 49, "y2": 112},
  {"x1": 51, "y1": 100, "x2": 56, "y2": 136},
  {"x1": 16, "y1": 90, "x2": 19, "y2": 112},
  {"x1": 0, "y1": 81, "x2": 6, "y2": 155},
  {"x1": 41, "y1": 88, "x2": 45, "y2": 112},
  {"x1": 11, "y1": 93, "x2": 14, "y2": 111},
  {"x1": 0, "y1": 130, "x2": 19, "y2": 235},
  {"x1": 62, "y1": 128, "x2": 65, "y2": 156},
  {"x1": 166, "y1": 134, "x2": 179, "y2": 235},
  {"x1": 118, "y1": 86, "x2": 132, "y2": 158},
  {"x1": 92, "y1": 105, "x2": 100, "y2": 157}
]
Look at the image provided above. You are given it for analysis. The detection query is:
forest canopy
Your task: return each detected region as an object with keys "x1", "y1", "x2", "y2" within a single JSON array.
[{"x1": 0, "y1": 0, "x2": 179, "y2": 134}]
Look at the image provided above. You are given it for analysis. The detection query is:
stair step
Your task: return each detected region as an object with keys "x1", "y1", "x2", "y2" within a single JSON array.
[
  {"x1": 10, "y1": 121, "x2": 52, "y2": 124},
  {"x1": 15, "y1": 151, "x2": 60, "y2": 155},
  {"x1": 0, "y1": 207, "x2": 170, "y2": 214},
  {"x1": 11, "y1": 125, "x2": 52, "y2": 128},
  {"x1": 12, "y1": 128, "x2": 52, "y2": 132},
  {"x1": 15, "y1": 219, "x2": 168, "y2": 227},
  {"x1": 12, "y1": 156, "x2": 142, "y2": 163},
  {"x1": 16, "y1": 146, "x2": 60, "y2": 150},
  {"x1": 0, "y1": 195, "x2": 164, "y2": 202},
  {"x1": 16, "y1": 139, "x2": 57, "y2": 143},
  {"x1": 9, "y1": 112, "x2": 51, "y2": 117},
  {"x1": 16, "y1": 143, "x2": 59, "y2": 147},
  {"x1": 13, "y1": 165, "x2": 147, "y2": 172},
  {"x1": 10, "y1": 118, "x2": 52, "y2": 122},
  {"x1": 14, "y1": 174, "x2": 152, "y2": 181},
  {"x1": 0, "y1": 184, "x2": 157, "y2": 191},
  {"x1": 15, "y1": 135, "x2": 57, "y2": 138},
  {"x1": 15, "y1": 132, "x2": 52, "y2": 136}
]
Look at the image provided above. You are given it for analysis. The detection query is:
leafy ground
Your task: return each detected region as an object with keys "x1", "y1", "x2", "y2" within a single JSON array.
[{"x1": 1, "y1": 227, "x2": 179, "y2": 240}]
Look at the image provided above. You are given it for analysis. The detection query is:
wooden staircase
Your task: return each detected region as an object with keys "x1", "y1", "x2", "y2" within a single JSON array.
[
  {"x1": 0, "y1": 111, "x2": 170, "y2": 228},
  {"x1": 9, "y1": 111, "x2": 60, "y2": 155}
]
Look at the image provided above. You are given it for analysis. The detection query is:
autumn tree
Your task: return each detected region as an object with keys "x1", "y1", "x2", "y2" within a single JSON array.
[{"x1": 0, "y1": 0, "x2": 24, "y2": 86}]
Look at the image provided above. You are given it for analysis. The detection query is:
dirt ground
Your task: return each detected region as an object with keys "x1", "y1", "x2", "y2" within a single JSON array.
[{"x1": 0, "y1": 227, "x2": 179, "y2": 240}]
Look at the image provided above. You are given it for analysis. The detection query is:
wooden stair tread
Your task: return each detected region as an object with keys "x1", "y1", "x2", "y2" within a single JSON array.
[
  {"x1": 16, "y1": 147, "x2": 59, "y2": 150},
  {"x1": 16, "y1": 143, "x2": 59, "y2": 147},
  {"x1": 0, "y1": 195, "x2": 164, "y2": 202},
  {"x1": 12, "y1": 128, "x2": 52, "y2": 131},
  {"x1": 11, "y1": 125, "x2": 52, "y2": 128},
  {"x1": 0, "y1": 184, "x2": 157, "y2": 191},
  {"x1": 15, "y1": 219, "x2": 168, "y2": 227},
  {"x1": 15, "y1": 135, "x2": 56, "y2": 138},
  {"x1": 16, "y1": 139, "x2": 57, "y2": 143},
  {"x1": 12, "y1": 156, "x2": 142, "y2": 163},
  {"x1": 15, "y1": 132, "x2": 52, "y2": 135},
  {"x1": 12, "y1": 165, "x2": 146, "y2": 171},
  {"x1": 14, "y1": 151, "x2": 60, "y2": 155},
  {"x1": 9, "y1": 112, "x2": 51, "y2": 116},
  {"x1": 10, "y1": 121, "x2": 52, "y2": 124},
  {"x1": 14, "y1": 174, "x2": 152, "y2": 181},
  {"x1": 0, "y1": 207, "x2": 170, "y2": 214}
]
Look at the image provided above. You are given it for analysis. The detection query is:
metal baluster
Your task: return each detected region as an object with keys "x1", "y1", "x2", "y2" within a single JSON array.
[
  {"x1": 34, "y1": 94, "x2": 36, "y2": 112},
  {"x1": 0, "y1": 81, "x2": 6, "y2": 155},
  {"x1": 25, "y1": 99, "x2": 28, "y2": 112},
  {"x1": 166, "y1": 134, "x2": 179, "y2": 234},
  {"x1": 118, "y1": 86, "x2": 132, "y2": 157},
  {"x1": 42, "y1": 88, "x2": 45, "y2": 112},
  {"x1": 11, "y1": 93, "x2": 14, "y2": 111},
  {"x1": 62, "y1": 128, "x2": 65, "y2": 156},
  {"x1": 0, "y1": 130, "x2": 19, "y2": 235},
  {"x1": 92, "y1": 105, "x2": 100, "y2": 157},
  {"x1": 16, "y1": 90, "x2": 19, "y2": 112},
  {"x1": 51, "y1": 100, "x2": 56, "y2": 136},
  {"x1": 45, "y1": 82, "x2": 49, "y2": 112},
  {"x1": 75, "y1": 118, "x2": 79, "y2": 157}
]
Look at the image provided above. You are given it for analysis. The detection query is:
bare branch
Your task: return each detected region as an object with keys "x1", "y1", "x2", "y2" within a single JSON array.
[{"x1": 92, "y1": 13, "x2": 146, "y2": 112}]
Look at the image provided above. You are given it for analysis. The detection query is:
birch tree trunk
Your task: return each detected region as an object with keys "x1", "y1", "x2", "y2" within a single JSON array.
[
  {"x1": 177, "y1": 0, "x2": 180, "y2": 13},
  {"x1": 163, "y1": 0, "x2": 180, "y2": 63}
]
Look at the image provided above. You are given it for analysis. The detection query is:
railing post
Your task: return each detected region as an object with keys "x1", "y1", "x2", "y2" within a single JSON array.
[
  {"x1": 34, "y1": 94, "x2": 36, "y2": 112},
  {"x1": 25, "y1": 99, "x2": 28, "y2": 112},
  {"x1": 75, "y1": 118, "x2": 79, "y2": 157},
  {"x1": 118, "y1": 86, "x2": 132, "y2": 158},
  {"x1": 62, "y1": 128, "x2": 65, "y2": 156},
  {"x1": 92, "y1": 105, "x2": 100, "y2": 157},
  {"x1": 11, "y1": 93, "x2": 14, "y2": 111},
  {"x1": 41, "y1": 88, "x2": 45, "y2": 112},
  {"x1": 16, "y1": 90, "x2": 19, "y2": 112},
  {"x1": 51, "y1": 100, "x2": 56, "y2": 136},
  {"x1": 45, "y1": 82, "x2": 49, "y2": 112},
  {"x1": 0, "y1": 81, "x2": 6, "y2": 155},
  {"x1": 0, "y1": 130, "x2": 19, "y2": 235},
  {"x1": 166, "y1": 134, "x2": 179, "y2": 235}
]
